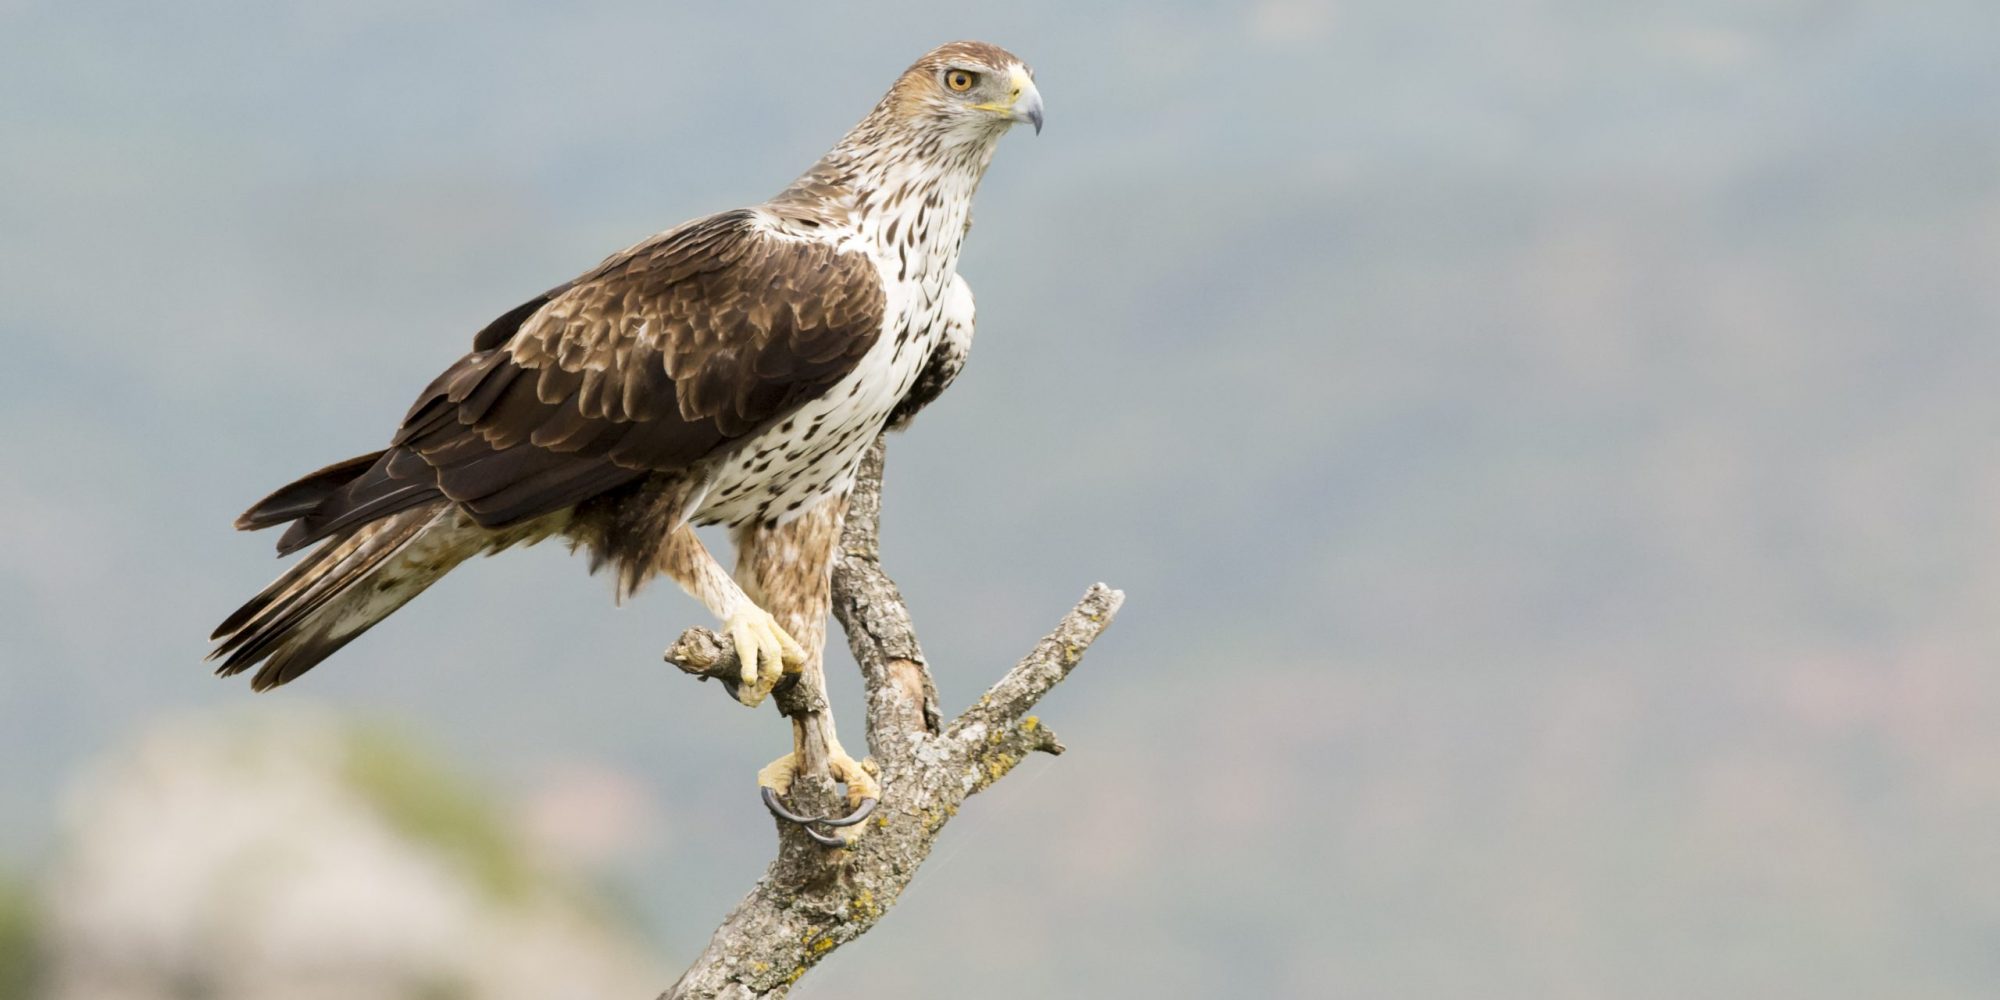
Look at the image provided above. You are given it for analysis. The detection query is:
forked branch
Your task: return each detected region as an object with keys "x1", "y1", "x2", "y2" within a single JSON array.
[{"x1": 661, "y1": 438, "x2": 1122, "y2": 999}]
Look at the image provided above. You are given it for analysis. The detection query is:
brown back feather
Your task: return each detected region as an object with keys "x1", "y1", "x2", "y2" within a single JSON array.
[{"x1": 273, "y1": 209, "x2": 884, "y2": 555}]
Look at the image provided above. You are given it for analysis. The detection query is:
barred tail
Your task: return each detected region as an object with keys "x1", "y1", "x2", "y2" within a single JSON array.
[{"x1": 208, "y1": 503, "x2": 465, "y2": 690}]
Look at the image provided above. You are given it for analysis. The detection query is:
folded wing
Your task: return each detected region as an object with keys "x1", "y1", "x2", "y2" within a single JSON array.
[{"x1": 265, "y1": 210, "x2": 885, "y2": 554}]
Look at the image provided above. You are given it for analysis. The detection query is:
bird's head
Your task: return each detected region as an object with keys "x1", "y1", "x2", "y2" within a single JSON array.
[{"x1": 884, "y1": 41, "x2": 1043, "y2": 142}]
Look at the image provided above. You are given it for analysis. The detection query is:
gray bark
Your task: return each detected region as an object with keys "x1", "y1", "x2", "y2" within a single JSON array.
[{"x1": 660, "y1": 438, "x2": 1123, "y2": 998}]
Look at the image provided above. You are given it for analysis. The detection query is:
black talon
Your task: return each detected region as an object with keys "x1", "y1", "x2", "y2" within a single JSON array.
[
  {"x1": 817, "y1": 796, "x2": 877, "y2": 828},
  {"x1": 760, "y1": 778, "x2": 874, "y2": 847},
  {"x1": 760, "y1": 786, "x2": 823, "y2": 825},
  {"x1": 803, "y1": 823, "x2": 852, "y2": 848}
]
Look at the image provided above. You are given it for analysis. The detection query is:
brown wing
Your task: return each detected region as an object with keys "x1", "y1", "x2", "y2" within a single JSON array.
[{"x1": 274, "y1": 209, "x2": 884, "y2": 555}]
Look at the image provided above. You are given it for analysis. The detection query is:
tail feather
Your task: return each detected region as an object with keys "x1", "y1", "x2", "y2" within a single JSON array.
[
  {"x1": 209, "y1": 503, "x2": 468, "y2": 690},
  {"x1": 212, "y1": 508, "x2": 430, "y2": 663},
  {"x1": 235, "y1": 451, "x2": 388, "y2": 531},
  {"x1": 210, "y1": 529, "x2": 350, "y2": 640}
]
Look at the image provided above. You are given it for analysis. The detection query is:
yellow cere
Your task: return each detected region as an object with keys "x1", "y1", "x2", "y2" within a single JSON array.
[{"x1": 969, "y1": 67, "x2": 1032, "y2": 113}]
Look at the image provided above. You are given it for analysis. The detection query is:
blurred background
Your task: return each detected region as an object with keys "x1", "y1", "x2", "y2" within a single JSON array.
[{"x1": 3, "y1": 1, "x2": 1998, "y2": 997}]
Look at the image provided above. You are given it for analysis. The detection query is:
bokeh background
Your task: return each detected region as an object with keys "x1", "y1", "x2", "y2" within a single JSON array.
[{"x1": 4, "y1": 1, "x2": 1999, "y2": 997}]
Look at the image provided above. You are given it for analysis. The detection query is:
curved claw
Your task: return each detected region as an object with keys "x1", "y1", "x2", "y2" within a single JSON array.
[
  {"x1": 803, "y1": 823, "x2": 854, "y2": 848},
  {"x1": 816, "y1": 796, "x2": 877, "y2": 828},
  {"x1": 759, "y1": 789, "x2": 875, "y2": 846},
  {"x1": 760, "y1": 785, "x2": 823, "y2": 825}
]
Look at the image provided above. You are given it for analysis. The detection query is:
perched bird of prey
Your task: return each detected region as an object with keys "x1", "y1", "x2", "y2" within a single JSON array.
[{"x1": 209, "y1": 40, "x2": 1041, "y2": 832}]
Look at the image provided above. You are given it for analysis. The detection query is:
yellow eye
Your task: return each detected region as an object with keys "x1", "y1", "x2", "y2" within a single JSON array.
[{"x1": 944, "y1": 69, "x2": 977, "y2": 93}]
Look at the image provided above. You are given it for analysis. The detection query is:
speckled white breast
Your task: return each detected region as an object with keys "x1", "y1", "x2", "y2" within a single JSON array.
[
  {"x1": 693, "y1": 268, "x2": 971, "y2": 531},
  {"x1": 693, "y1": 157, "x2": 982, "y2": 531}
]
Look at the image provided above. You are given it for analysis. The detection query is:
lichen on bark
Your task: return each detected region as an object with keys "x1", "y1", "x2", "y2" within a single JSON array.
[{"x1": 660, "y1": 437, "x2": 1121, "y2": 999}]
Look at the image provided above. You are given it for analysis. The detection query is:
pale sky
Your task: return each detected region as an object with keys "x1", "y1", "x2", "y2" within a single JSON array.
[{"x1": 3, "y1": 2, "x2": 1999, "y2": 995}]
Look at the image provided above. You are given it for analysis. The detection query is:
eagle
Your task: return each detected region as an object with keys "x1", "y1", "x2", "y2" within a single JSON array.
[{"x1": 208, "y1": 41, "x2": 1042, "y2": 831}]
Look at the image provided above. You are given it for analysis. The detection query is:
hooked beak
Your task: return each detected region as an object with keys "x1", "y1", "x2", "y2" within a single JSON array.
[
  {"x1": 975, "y1": 67, "x2": 1043, "y2": 135},
  {"x1": 1012, "y1": 70, "x2": 1044, "y2": 134}
]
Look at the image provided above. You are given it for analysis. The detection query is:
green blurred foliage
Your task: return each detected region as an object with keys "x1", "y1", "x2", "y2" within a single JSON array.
[
  {"x1": 342, "y1": 725, "x2": 532, "y2": 903},
  {"x1": 0, "y1": 869, "x2": 41, "y2": 1000}
]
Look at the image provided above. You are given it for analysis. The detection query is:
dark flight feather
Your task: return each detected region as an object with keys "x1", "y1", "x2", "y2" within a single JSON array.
[
  {"x1": 234, "y1": 451, "x2": 386, "y2": 531},
  {"x1": 252, "y1": 209, "x2": 882, "y2": 556},
  {"x1": 215, "y1": 208, "x2": 887, "y2": 687},
  {"x1": 212, "y1": 505, "x2": 449, "y2": 688}
]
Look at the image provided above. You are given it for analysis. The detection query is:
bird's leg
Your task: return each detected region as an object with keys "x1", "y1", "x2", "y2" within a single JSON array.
[
  {"x1": 758, "y1": 735, "x2": 880, "y2": 846},
  {"x1": 735, "y1": 498, "x2": 879, "y2": 843},
  {"x1": 657, "y1": 524, "x2": 805, "y2": 706}
]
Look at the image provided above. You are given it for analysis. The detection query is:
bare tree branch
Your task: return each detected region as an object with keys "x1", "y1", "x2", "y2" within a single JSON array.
[
  {"x1": 660, "y1": 437, "x2": 1123, "y2": 999},
  {"x1": 832, "y1": 439, "x2": 943, "y2": 745}
]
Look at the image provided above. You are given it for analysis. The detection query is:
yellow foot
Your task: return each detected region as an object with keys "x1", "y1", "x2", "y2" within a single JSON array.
[
  {"x1": 757, "y1": 747, "x2": 881, "y2": 846},
  {"x1": 724, "y1": 606, "x2": 807, "y2": 707}
]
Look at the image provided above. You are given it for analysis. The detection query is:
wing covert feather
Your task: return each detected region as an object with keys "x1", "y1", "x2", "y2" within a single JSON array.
[{"x1": 280, "y1": 211, "x2": 884, "y2": 553}]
